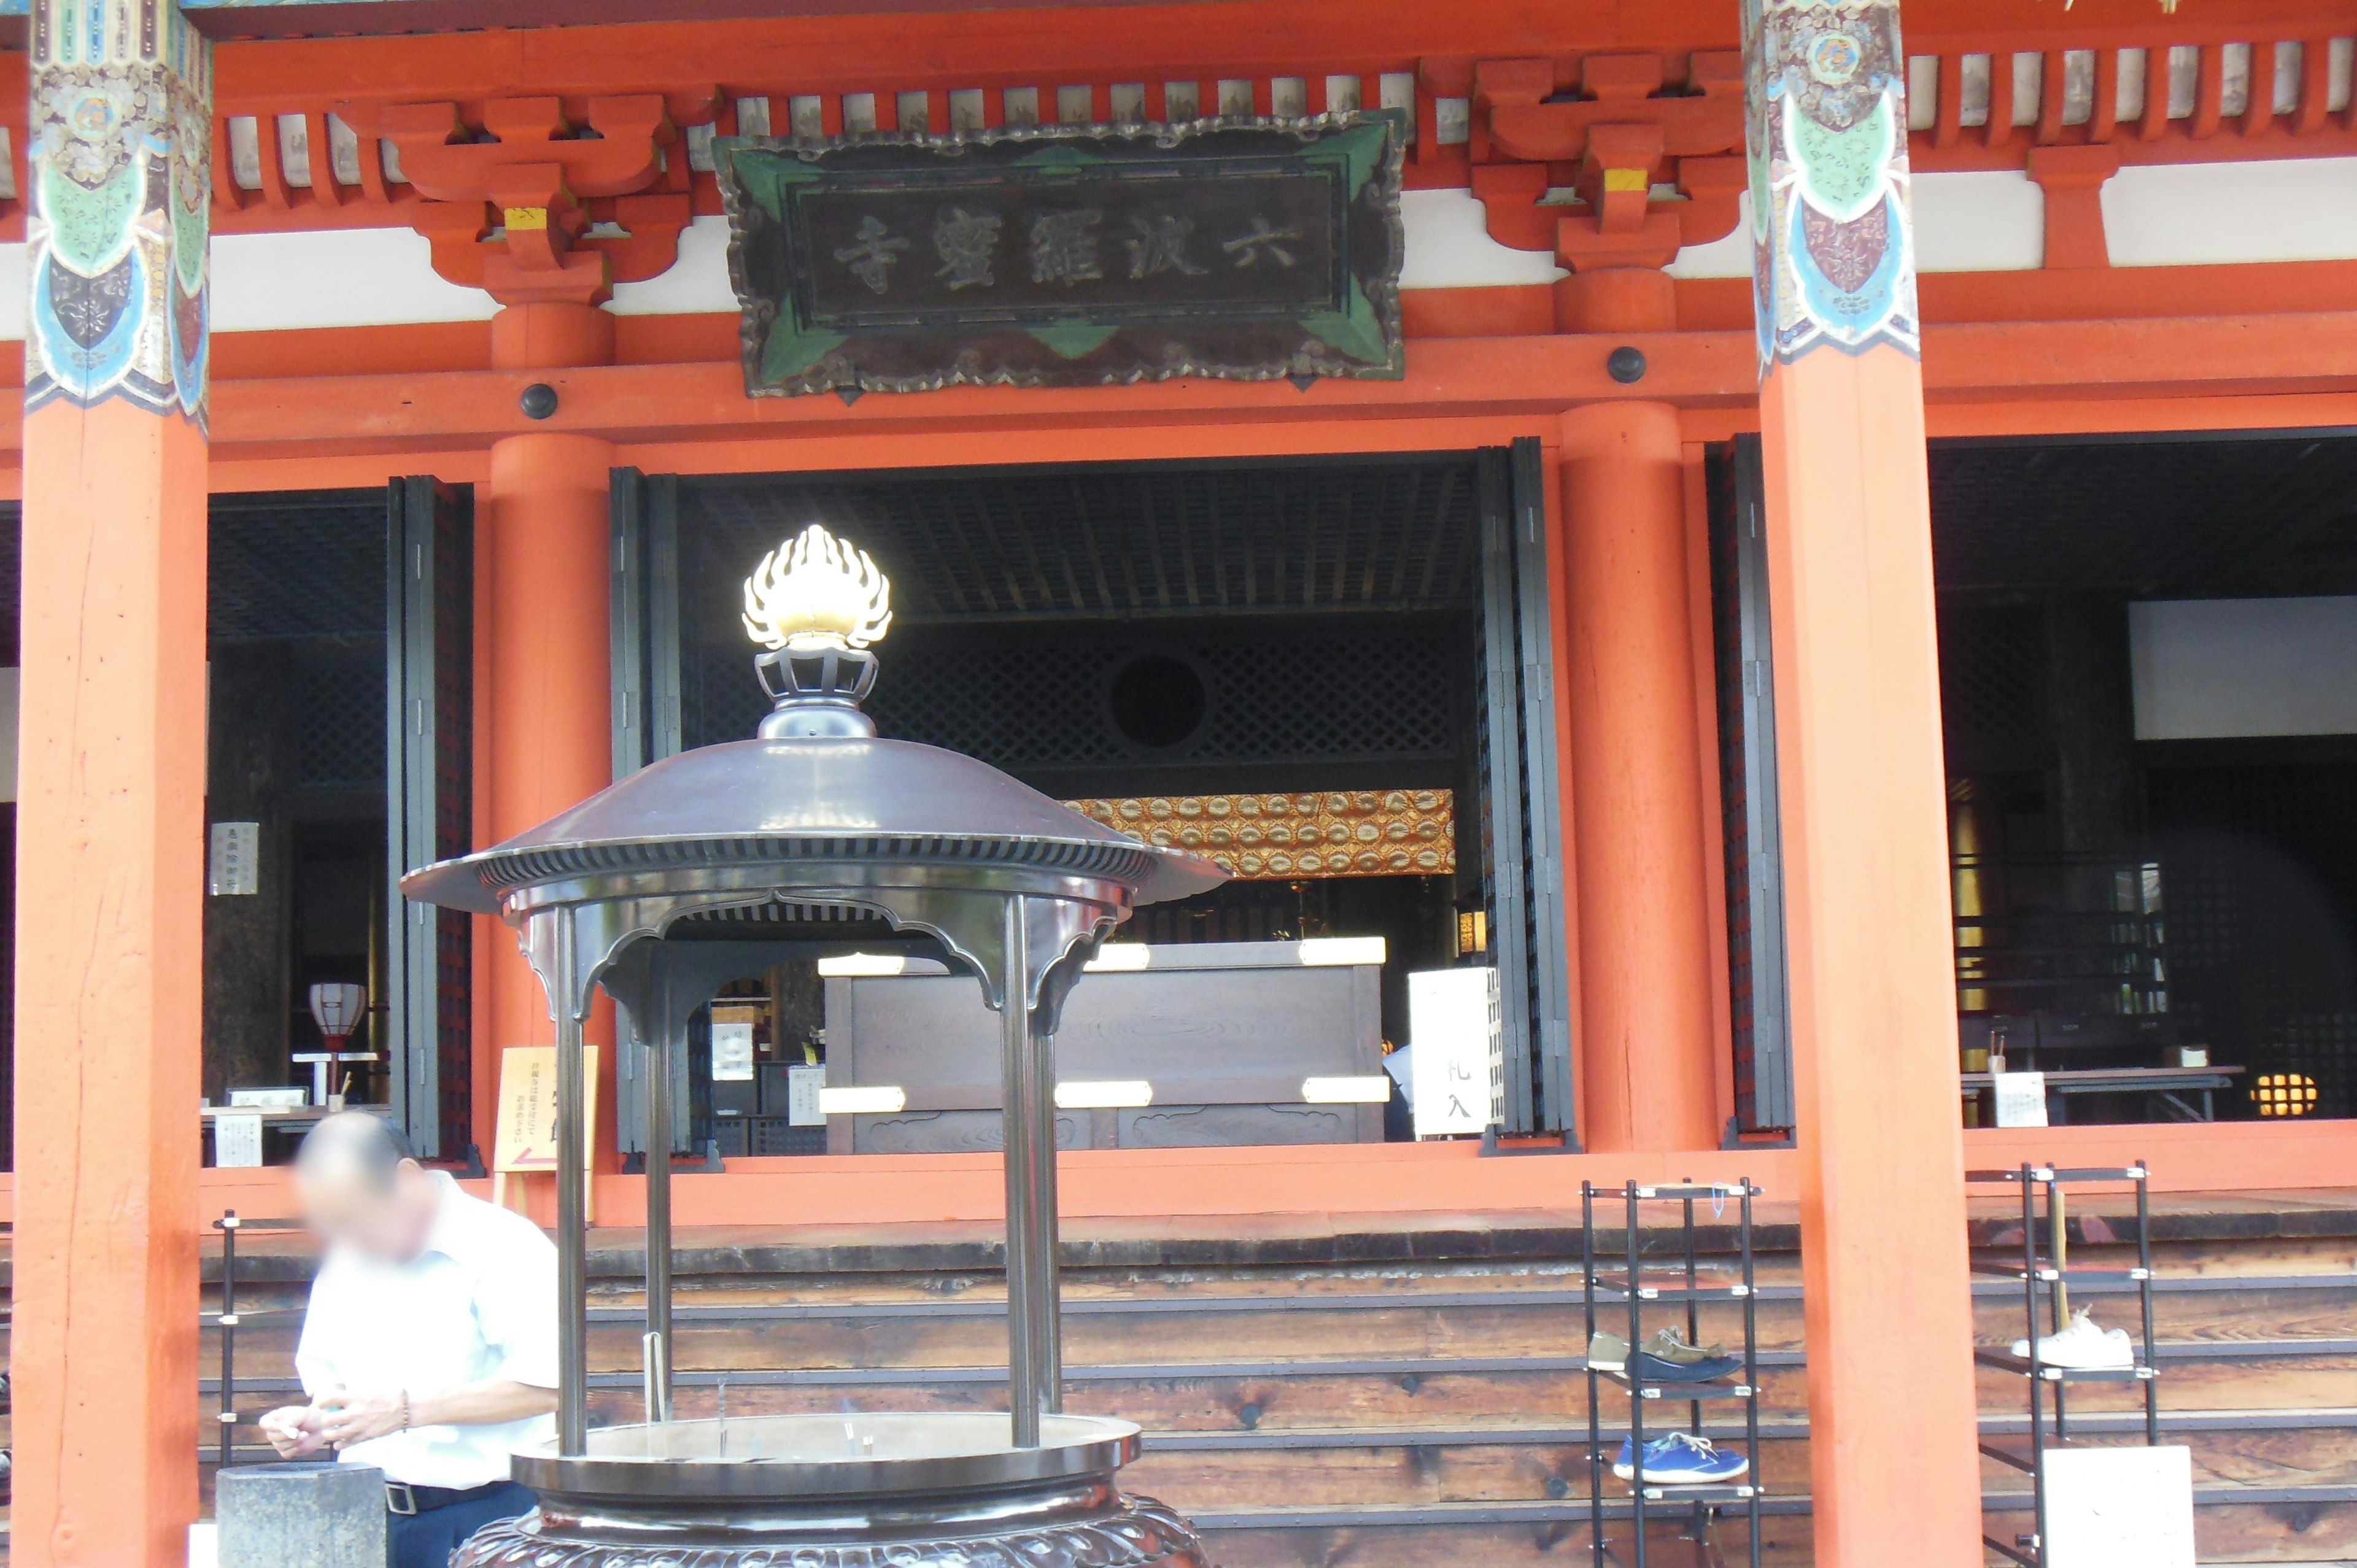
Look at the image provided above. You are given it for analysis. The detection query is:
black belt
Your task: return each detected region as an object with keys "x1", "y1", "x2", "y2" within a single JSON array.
[{"x1": 385, "y1": 1480, "x2": 509, "y2": 1517}]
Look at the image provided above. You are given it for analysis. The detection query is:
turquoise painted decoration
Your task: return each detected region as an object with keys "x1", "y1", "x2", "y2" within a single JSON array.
[
  {"x1": 1743, "y1": 0, "x2": 1920, "y2": 368},
  {"x1": 26, "y1": 0, "x2": 212, "y2": 422}
]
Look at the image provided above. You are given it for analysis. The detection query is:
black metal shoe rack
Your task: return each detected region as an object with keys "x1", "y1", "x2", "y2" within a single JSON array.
[
  {"x1": 1965, "y1": 1162, "x2": 2160, "y2": 1567},
  {"x1": 1581, "y1": 1180, "x2": 1764, "y2": 1568}
]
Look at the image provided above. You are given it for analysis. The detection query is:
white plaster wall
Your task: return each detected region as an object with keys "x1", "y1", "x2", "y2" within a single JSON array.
[
  {"x1": 211, "y1": 226, "x2": 496, "y2": 330},
  {"x1": 1396, "y1": 187, "x2": 1565, "y2": 289},
  {"x1": 2105, "y1": 155, "x2": 2357, "y2": 266},
  {"x1": 0, "y1": 153, "x2": 2347, "y2": 339},
  {"x1": 0, "y1": 245, "x2": 25, "y2": 342},
  {"x1": 1911, "y1": 169, "x2": 2045, "y2": 272},
  {"x1": 609, "y1": 214, "x2": 738, "y2": 314},
  {"x1": 1665, "y1": 196, "x2": 1752, "y2": 280}
]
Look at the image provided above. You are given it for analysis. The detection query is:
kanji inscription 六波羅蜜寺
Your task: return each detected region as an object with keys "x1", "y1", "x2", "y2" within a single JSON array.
[{"x1": 715, "y1": 115, "x2": 1404, "y2": 395}]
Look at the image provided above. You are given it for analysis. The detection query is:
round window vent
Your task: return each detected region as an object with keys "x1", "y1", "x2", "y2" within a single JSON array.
[{"x1": 1107, "y1": 653, "x2": 1209, "y2": 751}]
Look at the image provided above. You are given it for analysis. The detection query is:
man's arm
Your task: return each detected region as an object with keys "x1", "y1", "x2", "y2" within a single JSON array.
[
  {"x1": 274, "y1": 1262, "x2": 343, "y2": 1456},
  {"x1": 317, "y1": 1379, "x2": 557, "y2": 1450}
]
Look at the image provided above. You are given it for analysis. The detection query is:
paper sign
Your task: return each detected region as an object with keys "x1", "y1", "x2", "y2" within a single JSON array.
[
  {"x1": 207, "y1": 821, "x2": 260, "y2": 896},
  {"x1": 787, "y1": 1064, "x2": 826, "y2": 1126},
  {"x1": 1992, "y1": 1070, "x2": 2049, "y2": 1129},
  {"x1": 1407, "y1": 967, "x2": 1500, "y2": 1138},
  {"x1": 493, "y1": 1045, "x2": 603, "y2": 1173},
  {"x1": 711, "y1": 1021, "x2": 756, "y2": 1082},
  {"x1": 212, "y1": 1112, "x2": 264, "y2": 1168},
  {"x1": 2046, "y1": 1446, "x2": 2194, "y2": 1568}
]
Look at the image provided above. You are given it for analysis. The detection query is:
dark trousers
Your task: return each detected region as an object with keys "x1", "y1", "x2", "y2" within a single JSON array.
[{"x1": 386, "y1": 1481, "x2": 536, "y2": 1568}]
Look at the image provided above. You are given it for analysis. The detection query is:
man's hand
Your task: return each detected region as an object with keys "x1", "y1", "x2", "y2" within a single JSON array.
[
  {"x1": 317, "y1": 1390, "x2": 407, "y2": 1450},
  {"x1": 258, "y1": 1405, "x2": 328, "y2": 1459}
]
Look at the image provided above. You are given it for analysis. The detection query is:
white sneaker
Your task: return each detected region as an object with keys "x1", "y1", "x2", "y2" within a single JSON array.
[{"x1": 2010, "y1": 1307, "x2": 2133, "y2": 1369}]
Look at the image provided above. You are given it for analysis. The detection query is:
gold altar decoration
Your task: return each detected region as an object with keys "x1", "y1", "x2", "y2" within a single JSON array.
[{"x1": 1064, "y1": 790, "x2": 1455, "y2": 881}]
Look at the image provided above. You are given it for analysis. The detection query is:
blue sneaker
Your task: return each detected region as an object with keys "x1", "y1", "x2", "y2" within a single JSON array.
[{"x1": 1611, "y1": 1432, "x2": 1750, "y2": 1485}]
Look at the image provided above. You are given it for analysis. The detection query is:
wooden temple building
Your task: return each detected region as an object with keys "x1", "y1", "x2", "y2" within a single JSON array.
[{"x1": 7, "y1": 0, "x2": 2357, "y2": 1562}]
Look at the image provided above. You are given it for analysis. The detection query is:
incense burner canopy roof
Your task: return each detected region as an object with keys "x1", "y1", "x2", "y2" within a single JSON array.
[{"x1": 400, "y1": 733, "x2": 1223, "y2": 915}]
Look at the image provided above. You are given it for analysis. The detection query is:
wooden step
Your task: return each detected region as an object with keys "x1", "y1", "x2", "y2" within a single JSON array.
[
  {"x1": 154, "y1": 1269, "x2": 2357, "y2": 1387},
  {"x1": 110, "y1": 1196, "x2": 2357, "y2": 1568},
  {"x1": 122, "y1": 1405, "x2": 2357, "y2": 1512},
  {"x1": 195, "y1": 1335, "x2": 2357, "y2": 1432}
]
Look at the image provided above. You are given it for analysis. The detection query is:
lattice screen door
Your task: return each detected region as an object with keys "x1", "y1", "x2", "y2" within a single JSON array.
[
  {"x1": 385, "y1": 477, "x2": 474, "y2": 1160},
  {"x1": 1474, "y1": 439, "x2": 1576, "y2": 1136},
  {"x1": 609, "y1": 469, "x2": 692, "y2": 1156},
  {"x1": 1708, "y1": 436, "x2": 1795, "y2": 1135}
]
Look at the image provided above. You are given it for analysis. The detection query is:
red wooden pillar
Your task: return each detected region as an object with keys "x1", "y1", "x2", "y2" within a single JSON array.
[
  {"x1": 15, "y1": 6, "x2": 212, "y2": 1564},
  {"x1": 1560, "y1": 401, "x2": 1721, "y2": 1153},
  {"x1": 1743, "y1": 3, "x2": 1983, "y2": 1561},
  {"x1": 480, "y1": 303, "x2": 619, "y2": 1170}
]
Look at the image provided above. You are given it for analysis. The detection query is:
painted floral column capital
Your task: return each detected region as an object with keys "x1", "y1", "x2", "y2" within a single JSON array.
[
  {"x1": 27, "y1": 0, "x2": 211, "y2": 423},
  {"x1": 1744, "y1": 0, "x2": 1919, "y2": 371}
]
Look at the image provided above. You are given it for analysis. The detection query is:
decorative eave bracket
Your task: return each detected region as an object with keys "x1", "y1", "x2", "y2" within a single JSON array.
[
  {"x1": 341, "y1": 91, "x2": 714, "y2": 306},
  {"x1": 1466, "y1": 53, "x2": 1747, "y2": 276}
]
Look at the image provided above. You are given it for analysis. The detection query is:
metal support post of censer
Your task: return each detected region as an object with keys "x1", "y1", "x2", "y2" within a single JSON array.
[{"x1": 402, "y1": 524, "x2": 1223, "y2": 1568}]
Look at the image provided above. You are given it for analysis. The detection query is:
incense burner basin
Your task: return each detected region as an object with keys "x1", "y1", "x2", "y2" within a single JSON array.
[{"x1": 454, "y1": 1413, "x2": 1207, "y2": 1568}]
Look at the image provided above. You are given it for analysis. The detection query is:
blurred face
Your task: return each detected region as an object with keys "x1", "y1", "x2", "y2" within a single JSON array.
[{"x1": 296, "y1": 1157, "x2": 438, "y2": 1261}]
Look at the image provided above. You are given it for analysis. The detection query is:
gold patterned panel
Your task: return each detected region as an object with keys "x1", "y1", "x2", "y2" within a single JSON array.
[{"x1": 1064, "y1": 790, "x2": 1455, "y2": 881}]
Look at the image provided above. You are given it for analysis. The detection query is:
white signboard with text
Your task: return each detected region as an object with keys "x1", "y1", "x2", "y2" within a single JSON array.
[
  {"x1": 1408, "y1": 967, "x2": 1501, "y2": 1139},
  {"x1": 212, "y1": 1112, "x2": 264, "y2": 1168},
  {"x1": 787, "y1": 1064, "x2": 827, "y2": 1126},
  {"x1": 711, "y1": 1020, "x2": 757, "y2": 1081},
  {"x1": 1993, "y1": 1070, "x2": 2050, "y2": 1128}
]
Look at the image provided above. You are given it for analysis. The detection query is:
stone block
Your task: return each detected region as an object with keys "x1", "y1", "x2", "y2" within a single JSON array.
[{"x1": 217, "y1": 1461, "x2": 386, "y2": 1568}]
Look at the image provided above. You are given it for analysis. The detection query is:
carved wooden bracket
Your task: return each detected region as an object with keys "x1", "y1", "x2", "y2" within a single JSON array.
[
  {"x1": 1467, "y1": 53, "x2": 1747, "y2": 276},
  {"x1": 2026, "y1": 144, "x2": 2120, "y2": 270},
  {"x1": 344, "y1": 92, "x2": 713, "y2": 306}
]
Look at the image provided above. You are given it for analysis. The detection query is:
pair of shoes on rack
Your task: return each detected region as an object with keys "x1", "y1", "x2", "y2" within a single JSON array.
[
  {"x1": 1611, "y1": 1431, "x2": 1749, "y2": 1485},
  {"x1": 2009, "y1": 1307, "x2": 2134, "y2": 1370},
  {"x1": 1588, "y1": 1327, "x2": 1745, "y2": 1383}
]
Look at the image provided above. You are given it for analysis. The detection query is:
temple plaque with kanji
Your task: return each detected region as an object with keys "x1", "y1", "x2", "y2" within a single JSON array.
[{"x1": 714, "y1": 114, "x2": 1404, "y2": 395}]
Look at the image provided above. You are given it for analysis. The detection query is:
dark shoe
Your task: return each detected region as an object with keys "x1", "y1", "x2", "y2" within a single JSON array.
[
  {"x1": 1630, "y1": 1346, "x2": 1746, "y2": 1383},
  {"x1": 1590, "y1": 1329, "x2": 1743, "y2": 1383}
]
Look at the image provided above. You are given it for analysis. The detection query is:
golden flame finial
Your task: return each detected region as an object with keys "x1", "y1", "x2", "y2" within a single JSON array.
[{"x1": 741, "y1": 524, "x2": 894, "y2": 652}]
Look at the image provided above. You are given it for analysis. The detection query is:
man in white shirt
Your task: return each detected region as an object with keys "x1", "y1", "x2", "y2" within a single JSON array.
[{"x1": 259, "y1": 1113, "x2": 559, "y2": 1568}]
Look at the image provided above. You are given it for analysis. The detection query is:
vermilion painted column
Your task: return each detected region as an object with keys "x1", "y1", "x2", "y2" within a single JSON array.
[
  {"x1": 1744, "y1": 4, "x2": 1982, "y2": 1562},
  {"x1": 15, "y1": 6, "x2": 212, "y2": 1564},
  {"x1": 482, "y1": 303, "x2": 617, "y2": 1166},
  {"x1": 1559, "y1": 402, "x2": 1720, "y2": 1153}
]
